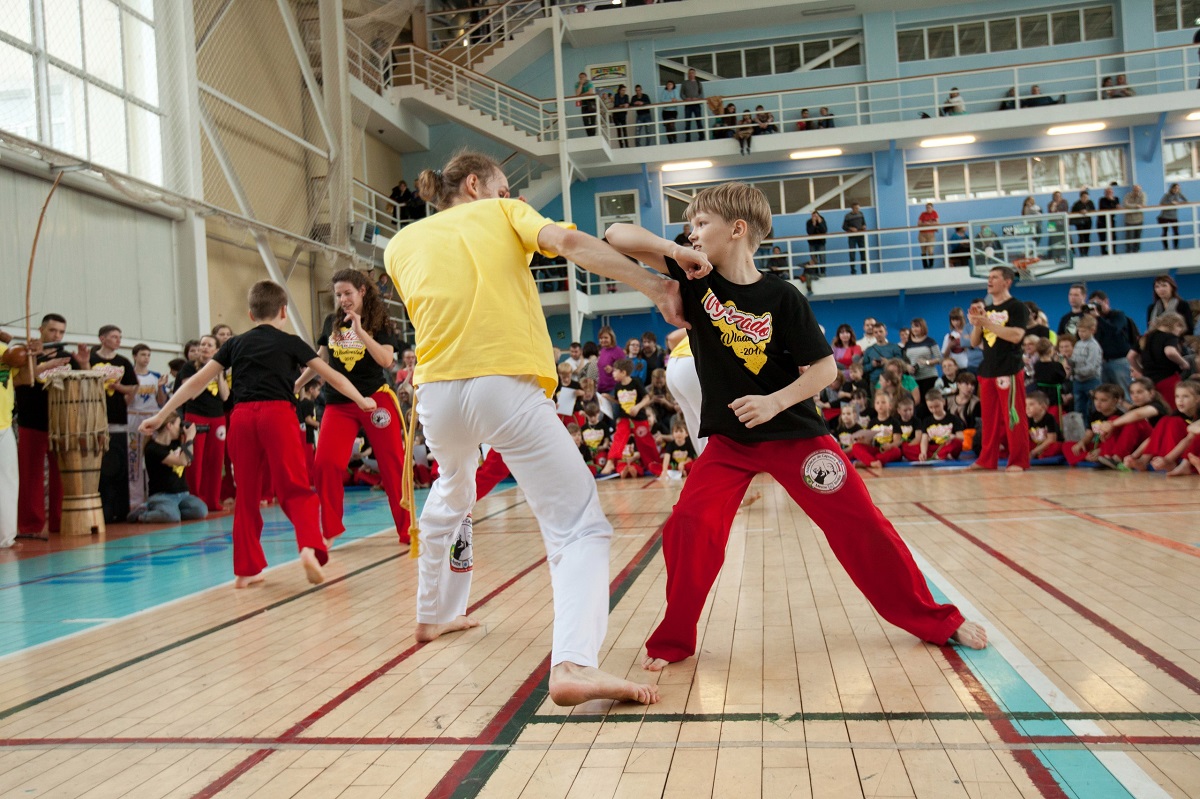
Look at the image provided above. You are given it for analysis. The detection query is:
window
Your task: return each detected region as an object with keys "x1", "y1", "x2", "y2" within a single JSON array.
[
  {"x1": 906, "y1": 148, "x2": 1127, "y2": 202},
  {"x1": 0, "y1": 0, "x2": 163, "y2": 184},
  {"x1": 1155, "y1": 0, "x2": 1200, "y2": 31},
  {"x1": 1163, "y1": 140, "x2": 1196, "y2": 179},
  {"x1": 897, "y1": 5, "x2": 1114, "y2": 62},
  {"x1": 659, "y1": 33, "x2": 862, "y2": 83},
  {"x1": 664, "y1": 170, "x2": 873, "y2": 223}
]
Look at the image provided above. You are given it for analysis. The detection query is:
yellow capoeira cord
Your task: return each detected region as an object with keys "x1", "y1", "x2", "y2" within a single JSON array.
[{"x1": 391, "y1": 384, "x2": 421, "y2": 558}]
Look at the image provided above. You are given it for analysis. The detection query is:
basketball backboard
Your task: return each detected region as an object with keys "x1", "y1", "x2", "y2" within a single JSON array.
[{"x1": 967, "y1": 213, "x2": 1073, "y2": 282}]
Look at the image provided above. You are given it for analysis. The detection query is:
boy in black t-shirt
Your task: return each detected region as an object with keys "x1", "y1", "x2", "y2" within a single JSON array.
[
  {"x1": 1025, "y1": 391, "x2": 1062, "y2": 460},
  {"x1": 1065, "y1": 383, "x2": 1122, "y2": 466},
  {"x1": 598, "y1": 359, "x2": 661, "y2": 476},
  {"x1": 660, "y1": 420, "x2": 698, "y2": 476},
  {"x1": 917, "y1": 390, "x2": 965, "y2": 461},
  {"x1": 580, "y1": 401, "x2": 614, "y2": 470},
  {"x1": 141, "y1": 281, "x2": 378, "y2": 588},
  {"x1": 129, "y1": 414, "x2": 208, "y2": 524},
  {"x1": 968, "y1": 273, "x2": 1031, "y2": 470},
  {"x1": 567, "y1": 423, "x2": 597, "y2": 474},
  {"x1": 605, "y1": 184, "x2": 986, "y2": 669}
]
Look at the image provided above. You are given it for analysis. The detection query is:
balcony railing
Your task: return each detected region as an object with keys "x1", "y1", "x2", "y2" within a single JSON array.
[{"x1": 426, "y1": 0, "x2": 557, "y2": 70}]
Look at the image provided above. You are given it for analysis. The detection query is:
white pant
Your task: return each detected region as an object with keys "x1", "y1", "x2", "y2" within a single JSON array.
[
  {"x1": 416, "y1": 375, "x2": 613, "y2": 668},
  {"x1": 666, "y1": 355, "x2": 706, "y2": 455},
  {"x1": 0, "y1": 427, "x2": 17, "y2": 547}
]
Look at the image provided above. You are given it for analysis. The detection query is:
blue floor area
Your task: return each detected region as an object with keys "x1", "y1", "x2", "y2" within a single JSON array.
[{"x1": 0, "y1": 489, "x2": 425, "y2": 658}]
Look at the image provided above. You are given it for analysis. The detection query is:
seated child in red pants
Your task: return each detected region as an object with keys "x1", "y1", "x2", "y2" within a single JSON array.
[
  {"x1": 1095, "y1": 378, "x2": 1169, "y2": 469},
  {"x1": 580, "y1": 401, "x2": 613, "y2": 471},
  {"x1": 1026, "y1": 391, "x2": 1062, "y2": 460},
  {"x1": 604, "y1": 184, "x2": 987, "y2": 669},
  {"x1": 140, "y1": 280, "x2": 378, "y2": 588},
  {"x1": 567, "y1": 422, "x2": 597, "y2": 474},
  {"x1": 1130, "y1": 378, "x2": 1200, "y2": 473},
  {"x1": 849, "y1": 391, "x2": 902, "y2": 467},
  {"x1": 893, "y1": 395, "x2": 921, "y2": 460},
  {"x1": 832, "y1": 404, "x2": 863, "y2": 454},
  {"x1": 916, "y1": 390, "x2": 965, "y2": 461},
  {"x1": 599, "y1": 358, "x2": 660, "y2": 476},
  {"x1": 660, "y1": 420, "x2": 698, "y2": 476},
  {"x1": 1064, "y1": 383, "x2": 1122, "y2": 466}
]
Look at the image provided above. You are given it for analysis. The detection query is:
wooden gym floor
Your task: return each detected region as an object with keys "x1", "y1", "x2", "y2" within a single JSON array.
[{"x1": 0, "y1": 468, "x2": 1198, "y2": 798}]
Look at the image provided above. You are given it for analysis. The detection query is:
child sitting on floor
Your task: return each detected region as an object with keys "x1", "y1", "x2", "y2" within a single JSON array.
[
  {"x1": 1064, "y1": 383, "x2": 1122, "y2": 466},
  {"x1": 917, "y1": 390, "x2": 965, "y2": 461},
  {"x1": 1130, "y1": 379, "x2": 1200, "y2": 474},
  {"x1": 1025, "y1": 391, "x2": 1062, "y2": 460},
  {"x1": 850, "y1": 391, "x2": 901, "y2": 467},
  {"x1": 660, "y1": 420, "x2": 699, "y2": 476},
  {"x1": 1095, "y1": 378, "x2": 1170, "y2": 469},
  {"x1": 832, "y1": 404, "x2": 862, "y2": 454}
]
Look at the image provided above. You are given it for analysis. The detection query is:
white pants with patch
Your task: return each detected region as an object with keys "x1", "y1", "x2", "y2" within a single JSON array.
[
  {"x1": 415, "y1": 375, "x2": 612, "y2": 668},
  {"x1": 666, "y1": 355, "x2": 706, "y2": 455},
  {"x1": 0, "y1": 427, "x2": 17, "y2": 547}
]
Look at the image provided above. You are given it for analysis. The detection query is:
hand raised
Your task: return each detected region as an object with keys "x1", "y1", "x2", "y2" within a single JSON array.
[{"x1": 672, "y1": 243, "x2": 712, "y2": 279}]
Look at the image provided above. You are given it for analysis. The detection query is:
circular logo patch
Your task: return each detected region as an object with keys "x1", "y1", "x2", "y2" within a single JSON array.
[
  {"x1": 802, "y1": 450, "x2": 847, "y2": 494},
  {"x1": 450, "y1": 515, "x2": 473, "y2": 573},
  {"x1": 215, "y1": 424, "x2": 227, "y2": 441},
  {"x1": 996, "y1": 376, "x2": 1011, "y2": 391},
  {"x1": 370, "y1": 408, "x2": 392, "y2": 429}
]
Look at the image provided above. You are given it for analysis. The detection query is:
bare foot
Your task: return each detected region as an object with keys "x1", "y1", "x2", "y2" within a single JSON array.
[
  {"x1": 735, "y1": 490, "x2": 762, "y2": 514},
  {"x1": 300, "y1": 547, "x2": 325, "y2": 585},
  {"x1": 1126, "y1": 456, "x2": 1148, "y2": 472},
  {"x1": 1189, "y1": 453, "x2": 1200, "y2": 473},
  {"x1": 641, "y1": 656, "x2": 671, "y2": 672},
  {"x1": 1166, "y1": 459, "x2": 1195, "y2": 477},
  {"x1": 949, "y1": 620, "x2": 988, "y2": 650},
  {"x1": 234, "y1": 574, "x2": 265, "y2": 589},
  {"x1": 1150, "y1": 456, "x2": 1170, "y2": 472},
  {"x1": 548, "y1": 662, "x2": 660, "y2": 706},
  {"x1": 1004, "y1": 465, "x2": 1025, "y2": 473},
  {"x1": 414, "y1": 615, "x2": 480, "y2": 643},
  {"x1": 966, "y1": 463, "x2": 988, "y2": 471},
  {"x1": 869, "y1": 460, "x2": 882, "y2": 469}
]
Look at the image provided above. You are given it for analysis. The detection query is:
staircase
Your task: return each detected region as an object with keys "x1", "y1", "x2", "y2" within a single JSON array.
[
  {"x1": 502, "y1": 153, "x2": 562, "y2": 210},
  {"x1": 427, "y1": 0, "x2": 557, "y2": 80}
]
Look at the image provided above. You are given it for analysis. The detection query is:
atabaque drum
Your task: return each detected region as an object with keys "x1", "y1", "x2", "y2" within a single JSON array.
[{"x1": 47, "y1": 371, "x2": 108, "y2": 536}]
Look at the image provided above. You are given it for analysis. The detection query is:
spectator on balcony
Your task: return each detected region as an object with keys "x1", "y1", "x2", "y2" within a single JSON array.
[
  {"x1": 713, "y1": 102, "x2": 736, "y2": 139},
  {"x1": 765, "y1": 246, "x2": 788, "y2": 277},
  {"x1": 999, "y1": 87, "x2": 1017, "y2": 111},
  {"x1": 941, "y1": 88, "x2": 966, "y2": 116},
  {"x1": 575, "y1": 72, "x2": 596, "y2": 137},
  {"x1": 1048, "y1": 192, "x2": 1069, "y2": 259},
  {"x1": 680, "y1": 68, "x2": 704, "y2": 141},
  {"x1": 842, "y1": 202, "x2": 867, "y2": 275},
  {"x1": 807, "y1": 210, "x2": 828, "y2": 276},
  {"x1": 734, "y1": 110, "x2": 755, "y2": 155},
  {"x1": 948, "y1": 226, "x2": 970, "y2": 267},
  {"x1": 816, "y1": 106, "x2": 834, "y2": 129},
  {"x1": 611, "y1": 84, "x2": 631, "y2": 148},
  {"x1": 632, "y1": 85, "x2": 653, "y2": 146},
  {"x1": 1021, "y1": 84, "x2": 1063, "y2": 108},
  {"x1": 1123, "y1": 184, "x2": 1146, "y2": 252},
  {"x1": 1100, "y1": 76, "x2": 1116, "y2": 100},
  {"x1": 1071, "y1": 190, "x2": 1095, "y2": 256},
  {"x1": 1097, "y1": 186, "x2": 1120, "y2": 255},
  {"x1": 659, "y1": 80, "x2": 680, "y2": 143},
  {"x1": 390, "y1": 180, "x2": 413, "y2": 222},
  {"x1": 753, "y1": 106, "x2": 778, "y2": 135},
  {"x1": 917, "y1": 203, "x2": 939, "y2": 269},
  {"x1": 795, "y1": 108, "x2": 814, "y2": 131},
  {"x1": 1158, "y1": 183, "x2": 1188, "y2": 249},
  {"x1": 674, "y1": 224, "x2": 691, "y2": 247},
  {"x1": 1112, "y1": 74, "x2": 1135, "y2": 98}
]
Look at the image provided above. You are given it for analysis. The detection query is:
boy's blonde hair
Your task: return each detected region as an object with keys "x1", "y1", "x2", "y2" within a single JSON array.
[
  {"x1": 685, "y1": 182, "x2": 772, "y2": 250},
  {"x1": 1076, "y1": 315, "x2": 1097, "y2": 332}
]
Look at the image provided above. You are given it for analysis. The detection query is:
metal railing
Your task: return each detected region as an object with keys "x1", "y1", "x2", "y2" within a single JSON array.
[{"x1": 426, "y1": 0, "x2": 556, "y2": 70}]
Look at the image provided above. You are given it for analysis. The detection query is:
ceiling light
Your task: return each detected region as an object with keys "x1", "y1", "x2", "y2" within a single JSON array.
[
  {"x1": 662, "y1": 160, "x2": 713, "y2": 172},
  {"x1": 1186, "y1": 111, "x2": 1200, "y2": 121},
  {"x1": 918, "y1": 135, "x2": 976, "y2": 148},
  {"x1": 802, "y1": 5, "x2": 855, "y2": 16},
  {"x1": 1047, "y1": 122, "x2": 1106, "y2": 135},
  {"x1": 790, "y1": 148, "x2": 843, "y2": 160}
]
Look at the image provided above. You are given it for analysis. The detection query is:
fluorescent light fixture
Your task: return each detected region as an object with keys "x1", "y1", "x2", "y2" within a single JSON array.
[
  {"x1": 1186, "y1": 111, "x2": 1200, "y2": 121},
  {"x1": 790, "y1": 148, "x2": 843, "y2": 160},
  {"x1": 661, "y1": 160, "x2": 713, "y2": 172},
  {"x1": 1046, "y1": 122, "x2": 1106, "y2": 135},
  {"x1": 802, "y1": 4, "x2": 855, "y2": 16},
  {"x1": 918, "y1": 135, "x2": 976, "y2": 148}
]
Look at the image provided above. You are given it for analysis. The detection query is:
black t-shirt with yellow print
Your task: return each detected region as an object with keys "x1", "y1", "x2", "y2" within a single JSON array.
[
  {"x1": 175, "y1": 360, "x2": 224, "y2": 418},
  {"x1": 144, "y1": 439, "x2": 190, "y2": 495},
  {"x1": 318, "y1": 313, "x2": 401, "y2": 405},
  {"x1": 665, "y1": 258, "x2": 833, "y2": 442}
]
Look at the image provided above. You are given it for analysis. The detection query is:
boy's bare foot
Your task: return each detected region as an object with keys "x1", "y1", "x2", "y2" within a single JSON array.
[
  {"x1": 234, "y1": 574, "x2": 265, "y2": 589},
  {"x1": 1188, "y1": 453, "x2": 1200, "y2": 473},
  {"x1": 949, "y1": 620, "x2": 988, "y2": 649},
  {"x1": 548, "y1": 662, "x2": 660, "y2": 706},
  {"x1": 1004, "y1": 465, "x2": 1025, "y2": 473},
  {"x1": 599, "y1": 462, "x2": 614, "y2": 476},
  {"x1": 869, "y1": 460, "x2": 882, "y2": 469},
  {"x1": 641, "y1": 656, "x2": 671, "y2": 671},
  {"x1": 1166, "y1": 459, "x2": 1195, "y2": 477},
  {"x1": 966, "y1": 462, "x2": 988, "y2": 470},
  {"x1": 736, "y1": 490, "x2": 762, "y2": 512},
  {"x1": 300, "y1": 547, "x2": 325, "y2": 585},
  {"x1": 414, "y1": 615, "x2": 480, "y2": 643},
  {"x1": 1150, "y1": 456, "x2": 1170, "y2": 472},
  {"x1": 1126, "y1": 456, "x2": 1147, "y2": 472}
]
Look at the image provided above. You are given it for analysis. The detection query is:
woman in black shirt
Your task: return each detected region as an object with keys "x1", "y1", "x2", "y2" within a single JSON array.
[
  {"x1": 1135, "y1": 312, "x2": 1191, "y2": 410},
  {"x1": 175, "y1": 334, "x2": 229, "y2": 512}
]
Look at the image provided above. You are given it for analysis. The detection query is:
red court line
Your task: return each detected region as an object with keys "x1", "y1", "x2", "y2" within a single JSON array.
[
  {"x1": 1032, "y1": 497, "x2": 1200, "y2": 559},
  {"x1": 191, "y1": 749, "x2": 275, "y2": 799},
  {"x1": 918, "y1": 502, "x2": 1200, "y2": 696},
  {"x1": 942, "y1": 648, "x2": 1071, "y2": 799}
]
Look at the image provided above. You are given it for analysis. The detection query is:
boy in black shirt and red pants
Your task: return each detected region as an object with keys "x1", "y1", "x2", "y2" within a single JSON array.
[
  {"x1": 142, "y1": 282, "x2": 378, "y2": 588},
  {"x1": 605, "y1": 184, "x2": 987, "y2": 669},
  {"x1": 968, "y1": 271, "x2": 1031, "y2": 471}
]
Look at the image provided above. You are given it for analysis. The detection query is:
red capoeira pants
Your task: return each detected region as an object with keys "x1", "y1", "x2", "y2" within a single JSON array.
[
  {"x1": 606, "y1": 418, "x2": 660, "y2": 472},
  {"x1": 849, "y1": 443, "x2": 903, "y2": 465},
  {"x1": 475, "y1": 447, "x2": 511, "y2": 498},
  {"x1": 313, "y1": 388, "x2": 410, "y2": 543},
  {"x1": 1063, "y1": 440, "x2": 1094, "y2": 466},
  {"x1": 227, "y1": 401, "x2": 327, "y2": 577},
  {"x1": 1030, "y1": 441, "x2": 1063, "y2": 459},
  {"x1": 184, "y1": 413, "x2": 226, "y2": 511},
  {"x1": 16, "y1": 426, "x2": 61, "y2": 534},
  {"x1": 1156, "y1": 374, "x2": 1182, "y2": 411},
  {"x1": 976, "y1": 374, "x2": 1030, "y2": 469},
  {"x1": 221, "y1": 413, "x2": 236, "y2": 501},
  {"x1": 1143, "y1": 415, "x2": 1189, "y2": 459},
  {"x1": 1097, "y1": 420, "x2": 1152, "y2": 459},
  {"x1": 644, "y1": 434, "x2": 965, "y2": 663}
]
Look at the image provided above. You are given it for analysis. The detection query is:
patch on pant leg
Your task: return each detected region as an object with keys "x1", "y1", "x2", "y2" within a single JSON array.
[
  {"x1": 802, "y1": 450, "x2": 846, "y2": 494},
  {"x1": 370, "y1": 408, "x2": 393, "y2": 428},
  {"x1": 450, "y1": 513, "x2": 473, "y2": 573},
  {"x1": 215, "y1": 424, "x2": 227, "y2": 441}
]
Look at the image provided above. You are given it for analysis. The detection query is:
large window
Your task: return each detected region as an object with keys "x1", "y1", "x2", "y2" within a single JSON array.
[
  {"x1": 0, "y1": 0, "x2": 162, "y2": 184},
  {"x1": 1155, "y1": 0, "x2": 1200, "y2": 31},
  {"x1": 898, "y1": 5, "x2": 1114, "y2": 62},
  {"x1": 658, "y1": 34, "x2": 862, "y2": 85},
  {"x1": 906, "y1": 148, "x2": 1127, "y2": 203},
  {"x1": 665, "y1": 170, "x2": 873, "y2": 224},
  {"x1": 1164, "y1": 137, "x2": 1200, "y2": 179}
]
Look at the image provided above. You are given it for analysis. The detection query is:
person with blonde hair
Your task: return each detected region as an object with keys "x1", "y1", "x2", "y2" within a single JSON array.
[{"x1": 385, "y1": 150, "x2": 711, "y2": 706}]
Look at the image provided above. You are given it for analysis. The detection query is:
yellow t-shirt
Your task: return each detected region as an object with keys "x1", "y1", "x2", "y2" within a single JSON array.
[
  {"x1": 0, "y1": 343, "x2": 16, "y2": 432},
  {"x1": 670, "y1": 335, "x2": 693, "y2": 359},
  {"x1": 384, "y1": 198, "x2": 570, "y2": 398}
]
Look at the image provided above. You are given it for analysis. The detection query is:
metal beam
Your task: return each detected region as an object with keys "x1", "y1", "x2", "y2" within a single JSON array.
[
  {"x1": 798, "y1": 36, "x2": 861, "y2": 73},
  {"x1": 655, "y1": 57, "x2": 717, "y2": 82},
  {"x1": 799, "y1": 170, "x2": 871, "y2": 214},
  {"x1": 196, "y1": 0, "x2": 238, "y2": 56},
  {"x1": 198, "y1": 81, "x2": 329, "y2": 158},
  {"x1": 198, "y1": 104, "x2": 313, "y2": 343},
  {"x1": 275, "y1": 0, "x2": 338, "y2": 160}
]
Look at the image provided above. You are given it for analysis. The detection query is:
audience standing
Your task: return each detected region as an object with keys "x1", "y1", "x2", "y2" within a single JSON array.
[
  {"x1": 659, "y1": 80, "x2": 680, "y2": 143},
  {"x1": 1158, "y1": 183, "x2": 1187, "y2": 249},
  {"x1": 1123, "y1": 185, "x2": 1146, "y2": 252},
  {"x1": 970, "y1": 267, "x2": 1030, "y2": 472},
  {"x1": 843, "y1": 202, "x2": 867, "y2": 275}
]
